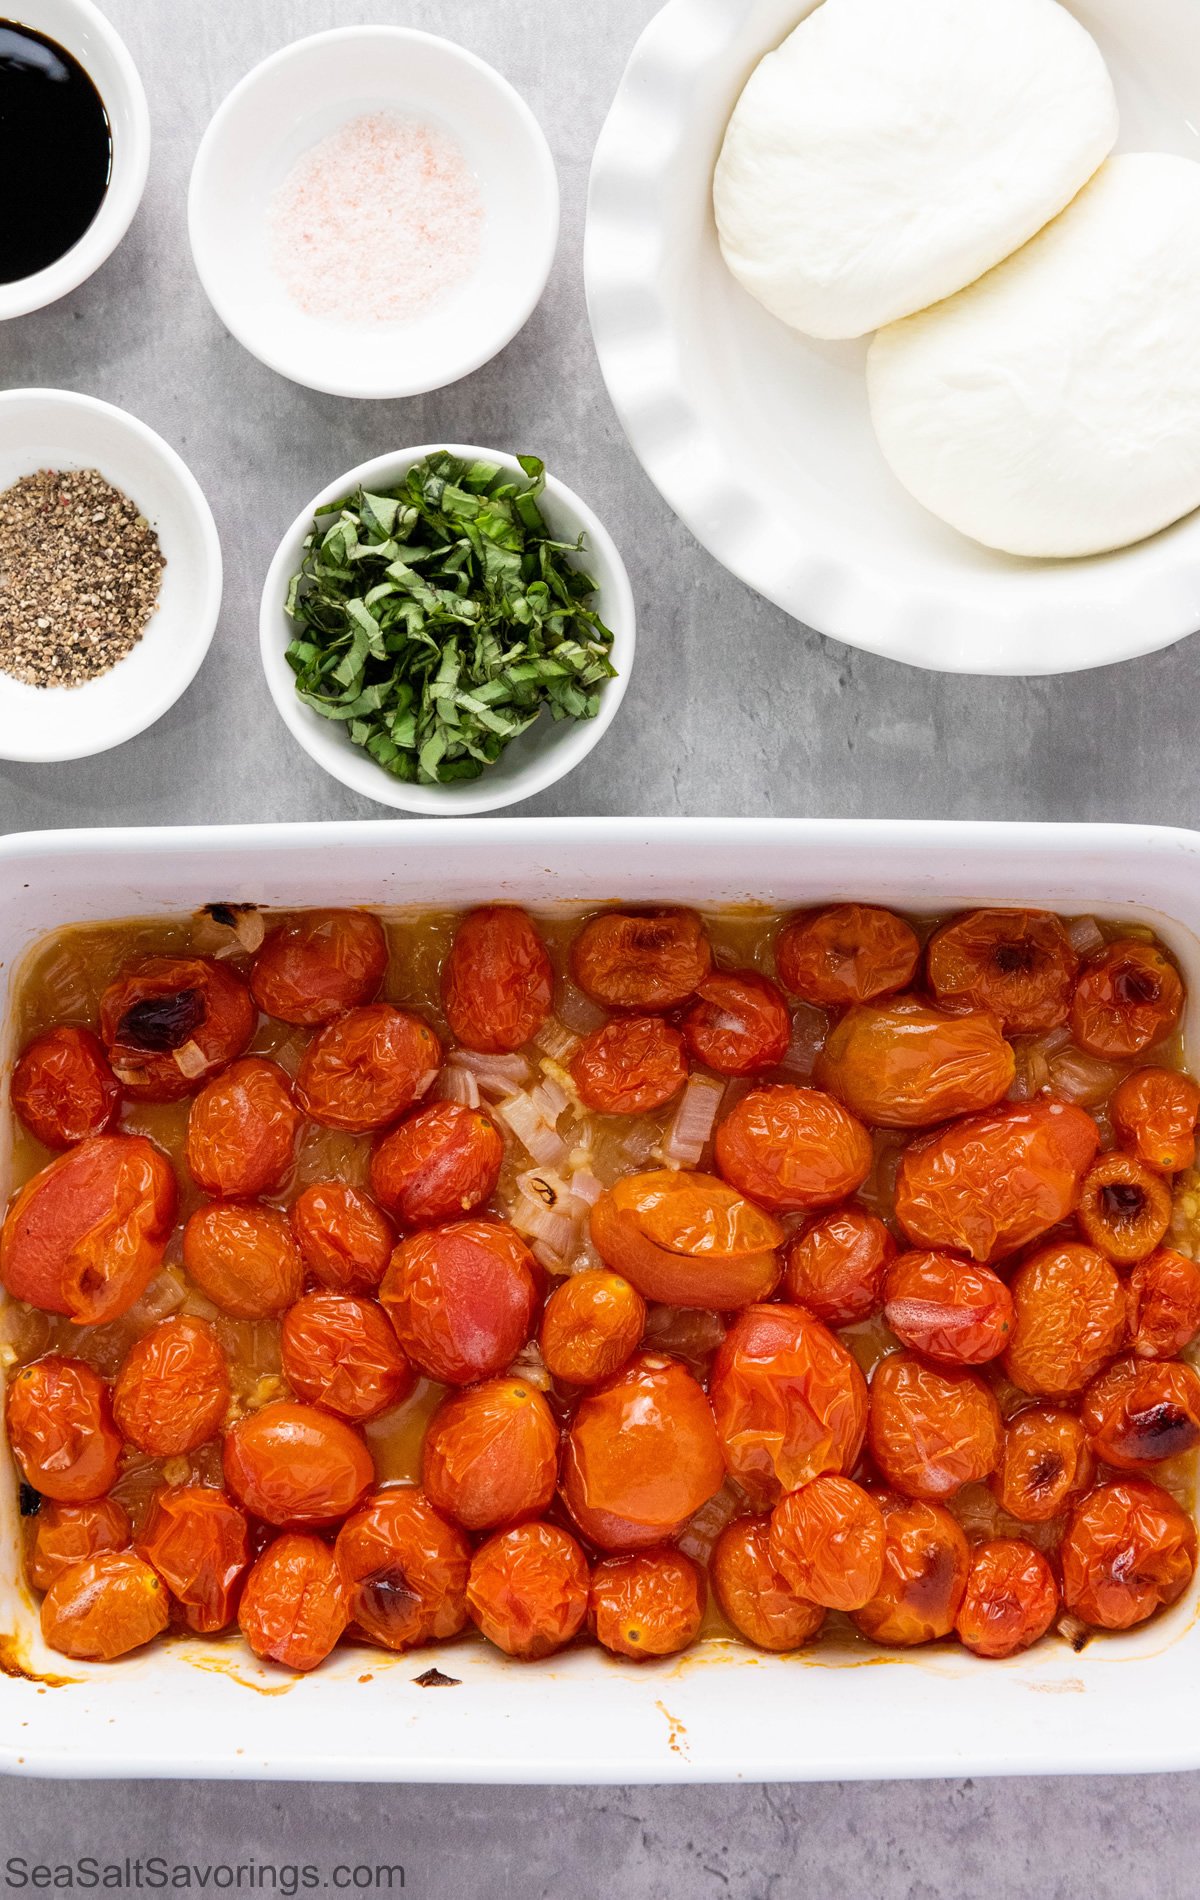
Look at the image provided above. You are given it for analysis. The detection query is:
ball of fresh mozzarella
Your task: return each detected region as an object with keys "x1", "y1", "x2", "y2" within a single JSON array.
[
  {"x1": 867, "y1": 155, "x2": 1200, "y2": 559},
  {"x1": 713, "y1": 0, "x2": 1118, "y2": 341}
]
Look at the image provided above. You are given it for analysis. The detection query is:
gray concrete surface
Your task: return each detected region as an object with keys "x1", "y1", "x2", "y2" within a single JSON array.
[{"x1": 3, "y1": 0, "x2": 1200, "y2": 1890}]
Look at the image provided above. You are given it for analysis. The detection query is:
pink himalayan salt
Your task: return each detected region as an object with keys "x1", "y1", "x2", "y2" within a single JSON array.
[{"x1": 269, "y1": 111, "x2": 483, "y2": 324}]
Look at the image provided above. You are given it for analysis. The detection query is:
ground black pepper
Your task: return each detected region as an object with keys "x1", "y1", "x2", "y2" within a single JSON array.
[{"x1": 0, "y1": 467, "x2": 165, "y2": 687}]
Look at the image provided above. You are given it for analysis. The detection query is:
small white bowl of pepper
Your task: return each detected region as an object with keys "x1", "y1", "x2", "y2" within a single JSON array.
[{"x1": 0, "y1": 388, "x2": 222, "y2": 762}]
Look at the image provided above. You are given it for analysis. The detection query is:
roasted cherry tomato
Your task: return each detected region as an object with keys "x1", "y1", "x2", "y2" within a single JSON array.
[
  {"x1": 570, "y1": 1017, "x2": 688, "y2": 1115},
  {"x1": 183, "y1": 1202, "x2": 304, "y2": 1319},
  {"x1": 30, "y1": 1497, "x2": 131, "y2": 1592},
  {"x1": 422, "y1": 1377, "x2": 559, "y2": 1531},
  {"x1": 441, "y1": 906, "x2": 554, "y2": 1054},
  {"x1": 782, "y1": 1206, "x2": 895, "y2": 1326},
  {"x1": 710, "y1": 1516, "x2": 826, "y2": 1651},
  {"x1": 989, "y1": 1405, "x2": 1095, "y2": 1523},
  {"x1": 768, "y1": 1474, "x2": 885, "y2": 1612},
  {"x1": 714, "y1": 1085, "x2": 873, "y2": 1213},
  {"x1": 894, "y1": 1099, "x2": 1100, "y2": 1263},
  {"x1": 380, "y1": 1217, "x2": 538, "y2": 1384},
  {"x1": 538, "y1": 1269, "x2": 646, "y2": 1386},
  {"x1": 955, "y1": 1539, "x2": 1058, "y2": 1659},
  {"x1": 569, "y1": 908, "x2": 712, "y2": 1012},
  {"x1": 1126, "y1": 1248, "x2": 1200, "y2": 1360},
  {"x1": 280, "y1": 1292, "x2": 414, "y2": 1421},
  {"x1": 1, "y1": 1134, "x2": 177, "y2": 1325},
  {"x1": 562, "y1": 1351, "x2": 724, "y2": 1549},
  {"x1": 868, "y1": 1352, "x2": 1003, "y2": 1500},
  {"x1": 926, "y1": 910, "x2": 1078, "y2": 1035},
  {"x1": 709, "y1": 1303, "x2": 868, "y2": 1508},
  {"x1": 1070, "y1": 941, "x2": 1183, "y2": 1060},
  {"x1": 1076, "y1": 1152, "x2": 1171, "y2": 1266},
  {"x1": 135, "y1": 1485, "x2": 249, "y2": 1633},
  {"x1": 590, "y1": 1170, "x2": 783, "y2": 1309},
  {"x1": 851, "y1": 1493, "x2": 970, "y2": 1647},
  {"x1": 185, "y1": 1058, "x2": 300, "y2": 1199},
  {"x1": 1060, "y1": 1479, "x2": 1197, "y2": 1629},
  {"x1": 589, "y1": 1548, "x2": 705, "y2": 1659},
  {"x1": 112, "y1": 1316, "x2": 231, "y2": 1454},
  {"x1": 334, "y1": 1487, "x2": 470, "y2": 1651},
  {"x1": 369, "y1": 1101, "x2": 504, "y2": 1227},
  {"x1": 816, "y1": 999, "x2": 1014, "y2": 1129},
  {"x1": 11, "y1": 1026, "x2": 121, "y2": 1150},
  {"x1": 99, "y1": 956, "x2": 255, "y2": 1103},
  {"x1": 238, "y1": 1533, "x2": 349, "y2": 1671},
  {"x1": 882, "y1": 1251, "x2": 1013, "y2": 1365},
  {"x1": 775, "y1": 905, "x2": 919, "y2": 1009},
  {"x1": 466, "y1": 1521, "x2": 589, "y2": 1660},
  {"x1": 1004, "y1": 1241, "x2": 1126, "y2": 1399},
  {"x1": 681, "y1": 970, "x2": 791, "y2": 1075},
  {"x1": 223, "y1": 1401, "x2": 374, "y2": 1527},
  {"x1": 6, "y1": 1356, "x2": 122, "y2": 1502},
  {"x1": 1081, "y1": 1356, "x2": 1200, "y2": 1469},
  {"x1": 40, "y1": 1550, "x2": 169, "y2": 1661},
  {"x1": 289, "y1": 1184, "x2": 395, "y2": 1294},
  {"x1": 250, "y1": 910, "x2": 388, "y2": 1025},
  {"x1": 296, "y1": 1005, "x2": 441, "y2": 1134},
  {"x1": 1112, "y1": 1067, "x2": 1200, "y2": 1174}
]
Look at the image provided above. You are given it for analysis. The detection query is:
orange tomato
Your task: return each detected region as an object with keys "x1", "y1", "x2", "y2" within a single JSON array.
[
  {"x1": 782, "y1": 1205, "x2": 895, "y2": 1326},
  {"x1": 851, "y1": 1493, "x2": 970, "y2": 1647},
  {"x1": 369, "y1": 1102, "x2": 504, "y2": 1227},
  {"x1": 11, "y1": 1026, "x2": 121, "y2": 1150},
  {"x1": 709, "y1": 1303, "x2": 868, "y2": 1508},
  {"x1": 40, "y1": 1550, "x2": 169, "y2": 1661},
  {"x1": 30, "y1": 1497, "x2": 131, "y2": 1592},
  {"x1": 562, "y1": 1351, "x2": 724, "y2": 1549},
  {"x1": 280, "y1": 1292, "x2": 414, "y2": 1421},
  {"x1": 590, "y1": 1170, "x2": 782, "y2": 1309},
  {"x1": 1070, "y1": 940, "x2": 1183, "y2": 1060},
  {"x1": 955, "y1": 1539, "x2": 1058, "y2": 1659},
  {"x1": 1111, "y1": 1067, "x2": 1200, "y2": 1174},
  {"x1": 926, "y1": 910, "x2": 1078, "y2": 1035},
  {"x1": 570, "y1": 1016, "x2": 688, "y2": 1115},
  {"x1": 334, "y1": 1487, "x2": 470, "y2": 1651},
  {"x1": 882, "y1": 1251, "x2": 1014, "y2": 1365},
  {"x1": 6, "y1": 1356, "x2": 122, "y2": 1502},
  {"x1": 99, "y1": 955, "x2": 254, "y2": 1102},
  {"x1": 989, "y1": 1405, "x2": 1095, "y2": 1523},
  {"x1": 681, "y1": 970, "x2": 791, "y2": 1075},
  {"x1": 238, "y1": 1533, "x2": 349, "y2": 1670},
  {"x1": 1004, "y1": 1241, "x2": 1126, "y2": 1399},
  {"x1": 569, "y1": 908, "x2": 712, "y2": 1011},
  {"x1": 441, "y1": 906, "x2": 554, "y2": 1054},
  {"x1": 250, "y1": 910, "x2": 388, "y2": 1025},
  {"x1": 714, "y1": 1085, "x2": 873, "y2": 1213},
  {"x1": 538, "y1": 1269, "x2": 646, "y2": 1386},
  {"x1": 775, "y1": 905, "x2": 919, "y2": 1010},
  {"x1": 816, "y1": 998, "x2": 1014, "y2": 1129},
  {"x1": 710, "y1": 1516, "x2": 826, "y2": 1651},
  {"x1": 589, "y1": 1548, "x2": 705, "y2": 1659},
  {"x1": 1076, "y1": 1152, "x2": 1171, "y2": 1266},
  {"x1": 466, "y1": 1521, "x2": 589, "y2": 1660},
  {"x1": 868, "y1": 1353, "x2": 1003, "y2": 1500},
  {"x1": 769, "y1": 1475, "x2": 885, "y2": 1612},
  {"x1": 135, "y1": 1485, "x2": 249, "y2": 1633},
  {"x1": 1060, "y1": 1479, "x2": 1197, "y2": 1629},
  {"x1": 112, "y1": 1316, "x2": 230, "y2": 1455},
  {"x1": 185, "y1": 1058, "x2": 300, "y2": 1199},
  {"x1": 183, "y1": 1202, "x2": 304, "y2": 1319},
  {"x1": 289, "y1": 1183, "x2": 395, "y2": 1295},
  {"x1": 380, "y1": 1218, "x2": 538, "y2": 1384},
  {"x1": 422, "y1": 1378, "x2": 559, "y2": 1531},
  {"x1": 1126, "y1": 1248, "x2": 1200, "y2": 1361},
  {"x1": 223, "y1": 1401, "x2": 374, "y2": 1527},
  {"x1": 1081, "y1": 1356, "x2": 1200, "y2": 1469},
  {"x1": 296, "y1": 1005, "x2": 441, "y2": 1133}
]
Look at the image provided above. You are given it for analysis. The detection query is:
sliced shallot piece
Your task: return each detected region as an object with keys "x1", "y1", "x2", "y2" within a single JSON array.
[
  {"x1": 172, "y1": 1040, "x2": 211, "y2": 1080},
  {"x1": 515, "y1": 1169, "x2": 587, "y2": 1224},
  {"x1": 775, "y1": 1002, "x2": 829, "y2": 1080},
  {"x1": 432, "y1": 1063, "x2": 481, "y2": 1108},
  {"x1": 568, "y1": 1169, "x2": 604, "y2": 1208},
  {"x1": 1066, "y1": 916, "x2": 1106, "y2": 958},
  {"x1": 510, "y1": 1193, "x2": 579, "y2": 1258},
  {"x1": 448, "y1": 1049, "x2": 532, "y2": 1095},
  {"x1": 663, "y1": 1074, "x2": 725, "y2": 1169},
  {"x1": 497, "y1": 1091, "x2": 569, "y2": 1166},
  {"x1": 533, "y1": 1018, "x2": 582, "y2": 1063}
]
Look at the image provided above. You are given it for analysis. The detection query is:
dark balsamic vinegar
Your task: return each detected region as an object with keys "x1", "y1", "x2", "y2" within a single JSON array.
[{"x1": 0, "y1": 21, "x2": 111, "y2": 283}]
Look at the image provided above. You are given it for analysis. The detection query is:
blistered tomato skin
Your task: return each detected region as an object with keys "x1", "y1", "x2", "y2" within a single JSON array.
[
  {"x1": 99, "y1": 956, "x2": 255, "y2": 1102},
  {"x1": 868, "y1": 1353, "x2": 1003, "y2": 1500},
  {"x1": 590, "y1": 1171, "x2": 782, "y2": 1309},
  {"x1": 1126, "y1": 1249, "x2": 1200, "y2": 1360},
  {"x1": 769, "y1": 1475, "x2": 885, "y2": 1612},
  {"x1": 816, "y1": 999, "x2": 1015, "y2": 1129},
  {"x1": 681, "y1": 970, "x2": 791, "y2": 1075},
  {"x1": 539, "y1": 1269, "x2": 646, "y2": 1385},
  {"x1": 280, "y1": 1292, "x2": 415, "y2": 1421},
  {"x1": 926, "y1": 910, "x2": 1078, "y2": 1035},
  {"x1": 782, "y1": 1206, "x2": 895, "y2": 1326},
  {"x1": 238, "y1": 1534, "x2": 349, "y2": 1671},
  {"x1": 12, "y1": 1026, "x2": 121, "y2": 1150},
  {"x1": 851, "y1": 1493, "x2": 970, "y2": 1647},
  {"x1": 421, "y1": 1378, "x2": 559, "y2": 1531},
  {"x1": 380, "y1": 1218, "x2": 538, "y2": 1385},
  {"x1": 467, "y1": 1522, "x2": 589, "y2": 1660},
  {"x1": 289, "y1": 1184, "x2": 394, "y2": 1294},
  {"x1": 709, "y1": 1303, "x2": 868, "y2": 1508},
  {"x1": 1081, "y1": 1356, "x2": 1200, "y2": 1469},
  {"x1": 589, "y1": 1548, "x2": 706, "y2": 1659},
  {"x1": 1060, "y1": 1479, "x2": 1197, "y2": 1629},
  {"x1": 185, "y1": 1058, "x2": 300, "y2": 1199},
  {"x1": 135, "y1": 1486, "x2": 250, "y2": 1633},
  {"x1": 714, "y1": 1085, "x2": 873, "y2": 1213},
  {"x1": 1, "y1": 1135, "x2": 177, "y2": 1325},
  {"x1": 1071, "y1": 941, "x2": 1184, "y2": 1060},
  {"x1": 1112, "y1": 1067, "x2": 1200, "y2": 1174},
  {"x1": 570, "y1": 908, "x2": 712, "y2": 1012},
  {"x1": 296, "y1": 1005, "x2": 442, "y2": 1133},
  {"x1": 183, "y1": 1202, "x2": 304, "y2": 1319},
  {"x1": 882, "y1": 1252, "x2": 1014, "y2": 1365},
  {"x1": 369, "y1": 1102, "x2": 504, "y2": 1227},
  {"x1": 223, "y1": 1401, "x2": 375, "y2": 1527},
  {"x1": 775, "y1": 905, "x2": 919, "y2": 1009},
  {"x1": 955, "y1": 1540, "x2": 1058, "y2": 1659},
  {"x1": 893, "y1": 1099, "x2": 1101, "y2": 1263},
  {"x1": 441, "y1": 906, "x2": 554, "y2": 1055},
  {"x1": 6, "y1": 1356, "x2": 122, "y2": 1502},
  {"x1": 710, "y1": 1516, "x2": 826, "y2": 1651},
  {"x1": 30, "y1": 1497, "x2": 131, "y2": 1592},
  {"x1": 1004, "y1": 1242, "x2": 1127, "y2": 1400},
  {"x1": 40, "y1": 1551, "x2": 169, "y2": 1662},
  {"x1": 1076, "y1": 1153, "x2": 1172, "y2": 1266},
  {"x1": 990, "y1": 1405, "x2": 1095, "y2": 1523},
  {"x1": 334, "y1": 1487, "x2": 470, "y2": 1651},
  {"x1": 113, "y1": 1316, "x2": 231, "y2": 1454},
  {"x1": 250, "y1": 910, "x2": 388, "y2": 1025},
  {"x1": 562, "y1": 1351, "x2": 725, "y2": 1550},
  {"x1": 570, "y1": 1017, "x2": 688, "y2": 1115}
]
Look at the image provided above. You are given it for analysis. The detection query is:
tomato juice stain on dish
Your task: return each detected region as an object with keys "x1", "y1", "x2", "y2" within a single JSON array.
[{"x1": 0, "y1": 24, "x2": 111, "y2": 283}]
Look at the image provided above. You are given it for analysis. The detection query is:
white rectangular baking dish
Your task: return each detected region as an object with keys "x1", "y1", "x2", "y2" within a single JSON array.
[{"x1": 4, "y1": 815, "x2": 1200, "y2": 1784}]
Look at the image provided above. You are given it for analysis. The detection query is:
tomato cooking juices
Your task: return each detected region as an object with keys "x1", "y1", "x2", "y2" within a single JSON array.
[{"x1": 2, "y1": 899, "x2": 1200, "y2": 1673}]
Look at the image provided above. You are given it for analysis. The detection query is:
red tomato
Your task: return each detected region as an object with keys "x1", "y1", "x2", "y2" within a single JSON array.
[
  {"x1": 562, "y1": 1351, "x2": 724, "y2": 1549},
  {"x1": 369, "y1": 1102, "x2": 504, "y2": 1227},
  {"x1": 185, "y1": 1058, "x2": 300, "y2": 1199},
  {"x1": 1071, "y1": 941, "x2": 1183, "y2": 1060},
  {"x1": 380, "y1": 1218, "x2": 538, "y2": 1384},
  {"x1": 710, "y1": 1516, "x2": 826, "y2": 1651},
  {"x1": 681, "y1": 971, "x2": 791, "y2": 1075},
  {"x1": 868, "y1": 1352, "x2": 1003, "y2": 1500},
  {"x1": 11, "y1": 1026, "x2": 121, "y2": 1150},
  {"x1": 466, "y1": 1522, "x2": 589, "y2": 1660},
  {"x1": 1112, "y1": 1067, "x2": 1200, "y2": 1174},
  {"x1": 926, "y1": 910, "x2": 1078, "y2": 1035},
  {"x1": 775, "y1": 905, "x2": 919, "y2": 1009},
  {"x1": 989, "y1": 1405, "x2": 1095, "y2": 1523},
  {"x1": 99, "y1": 956, "x2": 255, "y2": 1102},
  {"x1": 570, "y1": 1017, "x2": 688, "y2": 1115},
  {"x1": 714, "y1": 1085, "x2": 873, "y2": 1213},
  {"x1": 851, "y1": 1493, "x2": 970, "y2": 1647},
  {"x1": 569, "y1": 909, "x2": 712, "y2": 1011},
  {"x1": 295, "y1": 1005, "x2": 441, "y2": 1133},
  {"x1": 335, "y1": 1487, "x2": 470, "y2": 1651},
  {"x1": 280, "y1": 1292, "x2": 414, "y2": 1421},
  {"x1": 112, "y1": 1316, "x2": 230, "y2": 1454},
  {"x1": 589, "y1": 1548, "x2": 705, "y2": 1659},
  {"x1": 955, "y1": 1539, "x2": 1058, "y2": 1659},
  {"x1": 1076, "y1": 1152, "x2": 1171, "y2": 1266},
  {"x1": 1, "y1": 1134, "x2": 177, "y2": 1325},
  {"x1": 782, "y1": 1206, "x2": 896, "y2": 1326},
  {"x1": 1081, "y1": 1356, "x2": 1200, "y2": 1469},
  {"x1": 1126, "y1": 1248, "x2": 1200, "y2": 1360},
  {"x1": 135, "y1": 1486, "x2": 250, "y2": 1633},
  {"x1": 289, "y1": 1184, "x2": 394, "y2": 1294},
  {"x1": 1060, "y1": 1479, "x2": 1197, "y2": 1629},
  {"x1": 1004, "y1": 1241, "x2": 1126, "y2": 1399},
  {"x1": 769, "y1": 1475, "x2": 885, "y2": 1612},
  {"x1": 882, "y1": 1251, "x2": 1014, "y2": 1365},
  {"x1": 539, "y1": 1269, "x2": 646, "y2": 1386},
  {"x1": 238, "y1": 1533, "x2": 348, "y2": 1671},
  {"x1": 816, "y1": 999, "x2": 1014, "y2": 1128},
  {"x1": 6, "y1": 1356, "x2": 122, "y2": 1502},
  {"x1": 183, "y1": 1202, "x2": 304, "y2": 1319},
  {"x1": 422, "y1": 1377, "x2": 559, "y2": 1531},
  {"x1": 250, "y1": 910, "x2": 388, "y2": 1025},
  {"x1": 590, "y1": 1170, "x2": 782, "y2": 1309},
  {"x1": 441, "y1": 906, "x2": 554, "y2": 1054},
  {"x1": 709, "y1": 1303, "x2": 868, "y2": 1508},
  {"x1": 223, "y1": 1401, "x2": 374, "y2": 1526},
  {"x1": 40, "y1": 1550, "x2": 169, "y2": 1661},
  {"x1": 30, "y1": 1497, "x2": 131, "y2": 1592}
]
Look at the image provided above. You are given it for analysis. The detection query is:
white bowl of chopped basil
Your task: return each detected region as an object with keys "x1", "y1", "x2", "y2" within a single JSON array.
[{"x1": 259, "y1": 446, "x2": 636, "y2": 813}]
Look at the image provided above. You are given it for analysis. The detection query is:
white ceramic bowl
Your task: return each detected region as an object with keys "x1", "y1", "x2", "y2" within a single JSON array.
[
  {"x1": 0, "y1": 0, "x2": 149, "y2": 321},
  {"x1": 0, "y1": 389, "x2": 222, "y2": 761},
  {"x1": 188, "y1": 28, "x2": 559, "y2": 400},
  {"x1": 259, "y1": 445, "x2": 635, "y2": 812},
  {"x1": 586, "y1": 0, "x2": 1200, "y2": 675}
]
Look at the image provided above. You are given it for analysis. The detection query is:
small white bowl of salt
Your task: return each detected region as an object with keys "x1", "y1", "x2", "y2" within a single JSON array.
[{"x1": 188, "y1": 28, "x2": 559, "y2": 400}]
